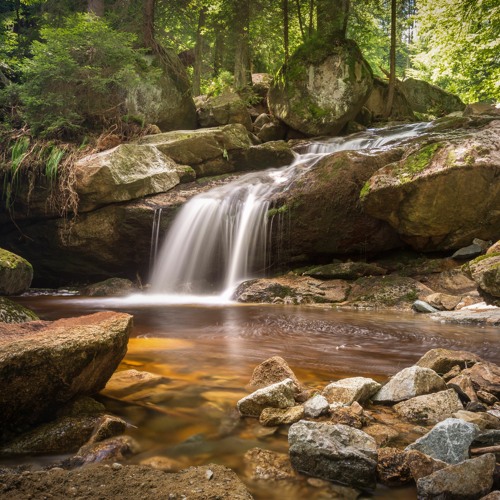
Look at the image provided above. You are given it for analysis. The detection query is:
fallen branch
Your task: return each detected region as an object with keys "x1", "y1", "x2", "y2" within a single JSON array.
[{"x1": 470, "y1": 445, "x2": 500, "y2": 455}]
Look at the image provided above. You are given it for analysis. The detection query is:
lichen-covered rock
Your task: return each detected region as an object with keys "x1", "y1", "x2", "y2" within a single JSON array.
[
  {"x1": 323, "y1": 377, "x2": 381, "y2": 405},
  {"x1": 303, "y1": 261, "x2": 387, "y2": 280},
  {"x1": 0, "y1": 297, "x2": 38, "y2": 323},
  {"x1": 74, "y1": 144, "x2": 184, "y2": 212},
  {"x1": 196, "y1": 91, "x2": 252, "y2": 130},
  {"x1": 373, "y1": 366, "x2": 447, "y2": 403},
  {"x1": 268, "y1": 39, "x2": 373, "y2": 136},
  {"x1": 237, "y1": 378, "x2": 298, "y2": 417},
  {"x1": 416, "y1": 348, "x2": 482, "y2": 375},
  {"x1": 0, "y1": 248, "x2": 33, "y2": 295},
  {"x1": 406, "y1": 418, "x2": 480, "y2": 464},
  {"x1": 394, "y1": 389, "x2": 464, "y2": 424},
  {"x1": 137, "y1": 124, "x2": 253, "y2": 178},
  {"x1": 288, "y1": 421, "x2": 377, "y2": 489},
  {"x1": 248, "y1": 356, "x2": 301, "y2": 390},
  {"x1": 0, "y1": 311, "x2": 132, "y2": 440},
  {"x1": 259, "y1": 405, "x2": 304, "y2": 426},
  {"x1": 416, "y1": 453, "x2": 495, "y2": 499},
  {"x1": 362, "y1": 121, "x2": 500, "y2": 252},
  {"x1": 80, "y1": 278, "x2": 135, "y2": 297},
  {"x1": 465, "y1": 252, "x2": 500, "y2": 301},
  {"x1": 400, "y1": 78, "x2": 465, "y2": 116}
]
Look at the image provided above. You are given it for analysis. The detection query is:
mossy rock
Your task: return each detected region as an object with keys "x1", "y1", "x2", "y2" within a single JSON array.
[
  {"x1": 304, "y1": 261, "x2": 387, "y2": 280},
  {"x1": 0, "y1": 297, "x2": 39, "y2": 323},
  {"x1": 0, "y1": 248, "x2": 33, "y2": 295},
  {"x1": 80, "y1": 278, "x2": 135, "y2": 297},
  {"x1": 466, "y1": 252, "x2": 500, "y2": 300},
  {"x1": 268, "y1": 38, "x2": 373, "y2": 136}
]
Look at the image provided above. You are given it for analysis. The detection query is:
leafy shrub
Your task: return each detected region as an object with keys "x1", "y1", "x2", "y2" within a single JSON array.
[{"x1": 20, "y1": 14, "x2": 143, "y2": 138}]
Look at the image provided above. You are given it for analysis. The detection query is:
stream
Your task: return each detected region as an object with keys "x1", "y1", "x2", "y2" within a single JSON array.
[{"x1": 12, "y1": 294, "x2": 500, "y2": 499}]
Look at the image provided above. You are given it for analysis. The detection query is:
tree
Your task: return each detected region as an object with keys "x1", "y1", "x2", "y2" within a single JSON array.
[
  {"x1": 317, "y1": 0, "x2": 350, "y2": 40},
  {"x1": 233, "y1": 0, "x2": 251, "y2": 88},
  {"x1": 384, "y1": 0, "x2": 397, "y2": 117}
]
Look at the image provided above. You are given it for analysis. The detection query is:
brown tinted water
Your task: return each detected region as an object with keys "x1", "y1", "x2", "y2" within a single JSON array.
[{"x1": 11, "y1": 296, "x2": 500, "y2": 499}]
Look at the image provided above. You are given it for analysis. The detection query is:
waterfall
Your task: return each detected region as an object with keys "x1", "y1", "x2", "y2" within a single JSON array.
[
  {"x1": 150, "y1": 122, "x2": 431, "y2": 297},
  {"x1": 149, "y1": 207, "x2": 163, "y2": 274}
]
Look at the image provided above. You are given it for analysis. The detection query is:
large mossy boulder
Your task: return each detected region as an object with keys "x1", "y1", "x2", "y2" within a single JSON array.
[
  {"x1": 361, "y1": 120, "x2": 500, "y2": 251},
  {"x1": 196, "y1": 90, "x2": 252, "y2": 130},
  {"x1": 268, "y1": 39, "x2": 373, "y2": 136},
  {"x1": 464, "y1": 250, "x2": 500, "y2": 302},
  {"x1": 276, "y1": 147, "x2": 404, "y2": 262},
  {"x1": 0, "y1": 311, "x2": 132, "y2": 440},
  {"x1": 74, "y1": 144, "x2": 186, "y2": 212},
  {"x1": 0, "y1": 297, "x2": 39, "y2": 323},
  {"x1": 0, "y1": 248, "x2": 33, "y2": 295},
  {"x1": 137, "y1": 124, "x2": 253, "y2": 177},
  {"x1": 400, "y1": 78, "x2": 465, "y2": 117}
]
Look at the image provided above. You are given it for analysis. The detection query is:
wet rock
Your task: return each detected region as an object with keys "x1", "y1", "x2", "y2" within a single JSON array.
[
  {"x1": 453, "y1": 410, "x2": 500, "y2": 430},
  {"x1": 57, "y1": 396, "x2": 106, "y2": 417},
  {"x1": 80, "y1": 278, "x2": 135, "y2": 297},
  {"x1": 362, "y1": 121, "x2": 500, "y2": 251},
  {"x1": 235, "y1": 141, "x2": 295, "y2": 171},
  {"x1": 394, "y1": 389, "x2": 463, "y2": 425},
  {"x1": 330, "y1": 402, "x2": 366, "y2": 429},
  {"x1": 0, "y1": 248, "x2": 33, "y2": 295},
  {"x1": 104, "y1": 369, "x2": 165, "y2": 397},
  {"x1": 466, "y1": 401, "x2": 487, "y2": 412},
  {"x1": 447, "y1": 373, "x2": 478, "y2": 402},
  {"x1": 466, "y1": 253, "x2": 500, "y2": 301},
  {"x1": 237, "y1": 378, "x2": 298, "y2": 417},
  {"x1": 0, "y1": 463, "x2": 253, "y2": 500},
  {"x1": 478, "y1": 391, "x2": 499, "y2": 406},
  {"x1": 423, "y1": 292, "x2": 462, "y2": 311},
  {"x1": 416, "y1": 348, "x2": 482, "y2": 375},
  {"x1": 400, "y1": 78, "x2": 465, "y2": 116},
  {"x1": 373, "y1": 366, "x2": 447, "y2": 403},
  {"x1": 442, "y1": 365, "x2": 461, "y2": 381},
  {"x1": 259, "y1": 406, "x2": 304, "y2": 426},
  {"x1": 451, "y1": 243, "x2": 484, "y2": 260},
  {"x1": 303, "y1": 261, "x2": 387, "y2": 280},
  {"x1": 416, "y1": 453, "x2": 495, "y2": 499},
  {"x1": 248, "y1": 356, "x2": 301, "y2": 390},
  {"x1": 430, "y1": 307, "x2": 500, "y2": 326},
  {"x1": 425, "y1": 268, "x2": 478, "y2": 296},
  {"x1": 363, "y1": 424, "x2": 401, "y2": 447},
  {"x1": 0, "y1": 311, "x2": 132, "y2": 439},
  {"x1": 0, "y1": 297, "x2": 39, "y2": 324},
  {"x1": 243, "y1": 447, "x2": 297, "y2": 481},
  {"x1": 406, "y1": 418, "x2": 479, "y2": 464},
  {"x1": 288, "y1": 421, "x2": 377, "y2": 490},
  {"x1": 67, "y1": 435, "x2": 140, "y2": 466},
  {"x1": 322, "y1": 377, "x2": 381, "y2": 405},
  {"x1": 482, "y1": 492, "x2": 500, "y2": 500},
  {"x1": 139, "y1": 455, "x2": 182, "y2": 471},
  {"x1": 413, "y1": 300, "x2": 439, "y2": 313},
  {"x1": 377, "y1": 447, "x2": 414, "y2": 486},
  {"x1": 405, "y1": 449, "x2": 447, "y2": 481},
  {"x1": 197, "y1": 90, "x2": 252, "y2": 130},
  {"x1": 303, "y1": 394, "x2": 330, "y2": 418},
  {"x1": 463, "y1": 362, "x2": 500, "y2": 397}
]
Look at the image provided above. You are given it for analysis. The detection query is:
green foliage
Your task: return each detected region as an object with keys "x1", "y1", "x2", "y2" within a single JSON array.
[
  {"x1": 202, "y1": 70, "x2": 234, "y2": 96},
  {"x1": 410, "y1": 0, "x2": 500, "y2": 102},
  {"x1": 44, "y1": 146, "x2": 65, "y2": 183},
  {"x1": 20, "y1": 13, "x2": 142, "y2": 138}
]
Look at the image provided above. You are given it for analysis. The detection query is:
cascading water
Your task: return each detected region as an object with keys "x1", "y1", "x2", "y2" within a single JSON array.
[{"x1": 150, "y1": 122, "x2": 432, "y2": 299}]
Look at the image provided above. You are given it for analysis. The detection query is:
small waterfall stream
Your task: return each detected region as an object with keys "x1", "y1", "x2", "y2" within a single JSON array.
[{"x1": 150, "y1": 122, "x2": 431, "y2": 298}]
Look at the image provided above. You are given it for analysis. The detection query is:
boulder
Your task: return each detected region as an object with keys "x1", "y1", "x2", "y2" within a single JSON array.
[
  {"x1": 248, "y1": 356, "x2": 301, "y2": 390},
  {"x1": 137, "y1": 124, "x2": 253, "y2": 178},
  {"x1": 259, "y1": 406, "x2": 304, "y2": 426},
  {"x1": 452, "y1": 243, "x2": 484, "y2": 260},
  {"x1": 268, "y1": 39, "x2": 373, "y2": 136},
  {"x1": 196, "y1": 90, "x2": 252, "y2": 130},
  {"x1": 400, "y1": 78, "x2": 465, "y2": 116},
  {"x1": 424, "y1": 268, "x2": 477, "y2": 296},
  {"x1": 330, "y1": 402, "x2": 367, "y2": 429},
  {"x1": 0, "y1": 248, "x2": 33, "y2": 295},
  {"x1": 373, "y1": 366, "x2": 447, "y2": 403},
  {"x1": 256, "y1": 118, "x2": 287, "y2": 143},
  {"x1": 406, "y1": 418, "x2": 480, "y2": 464},
  {"x1": 361, "y1": 121, "x2": 500, "y2": 251},
  {"x1": 394, "y1": 389, "x2": 464, "y2": 424},
  {"x1": 80, "y1": 278, "x2": 135, "y2": 297},
  {"x1": 235, "y1": 141, "x2": 296, "y2": 171},
  {"x1": 462, "y1": 362, "x2": 500, "y2": 397},
  {"x1": 364, "y1": 77, "x2": 415, "y2": 121},
  {"x1": 423, "y1": 292, "x2": 462, "y2": 311},
  {"x1": 74, "y1": 144, "x2": 184, "y2": 212},
  {"x1": 447, "y1": 373, "x2": 479, "y2": 402},
  {"x1": 413, "y1": 300, "x2": 439, "y2": 313},
  {"x1": 466, "y1": 253, "x2": 500, "y2": 301},
  {"x1": 322, "y1": 377, "x2": 381, "y2": 405},
  {"x1": 303, "y1": 394, "x2": 330, "y2": 418},
  {"x1": 416, "y1": 348, "x2": 482, "y2": 374},
  {"x1": 0, "y1": 297, "x2": 39, "y2": 323},
  {"x1": 464, "y1": 102, "x2": 500, "y2": 117},
  {"x1": 236, "y1": 378, "x2": 298, "y2": 417},
  {"x1": 416, "y1": 454, "x2": 495, "y2": 499},
  {"x1": 104, "y1": 369, "x2": 165, "y2": 397},
  {"x1": 234, "y1": 276, "x2": 350, "y2": 304},
  {"x1": 280, "y1": 147, "x2": 404, "y2": 261},
  {"x1": 288, "y1": 421, "x2": 377, "y2": 489},
  {"x1": 453, "y1": 410, "x2": 500, "y2": 430},
  {"x1": 303, "y1": 261, "x2": 387, "y2": 280},
  {"x1": 0, "y1": 311, "x2": 132, "y2": 440}
]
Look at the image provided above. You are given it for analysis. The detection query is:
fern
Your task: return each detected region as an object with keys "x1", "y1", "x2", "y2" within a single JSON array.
[{"x1": 45, "y1": 146, "x2": 65, "y2": 183}]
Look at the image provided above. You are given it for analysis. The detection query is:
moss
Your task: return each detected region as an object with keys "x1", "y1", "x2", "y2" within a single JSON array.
[
  {"x1": 397, "y1": 142, "x2": 442, "y2": 181},
  {"x1": 470, "y1": 252, "x2": 500, "y2": 265},
  {"x1": 267, "y1": 204, "x2": 289, "y2": 218},
  {"x1": 0, "y1": 296, "x2": 39, "y2": 323},
  {"x1": 359, "y1": 181, "x2": 371, "y2": 200}
]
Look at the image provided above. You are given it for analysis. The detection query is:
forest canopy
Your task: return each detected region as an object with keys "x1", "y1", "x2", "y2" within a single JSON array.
[{"x1": 0, "y1": 0, "x2": 498, "y2": 138}]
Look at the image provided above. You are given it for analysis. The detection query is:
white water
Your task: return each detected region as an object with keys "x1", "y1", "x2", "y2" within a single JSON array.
[{"x1": 150, "y1": 122, "x2": 432, "y2": 299}]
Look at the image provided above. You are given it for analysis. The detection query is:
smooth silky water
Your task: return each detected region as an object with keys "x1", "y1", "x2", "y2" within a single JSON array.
[{"x1": 9, "y1": 124, "x2": 500, "y2": 498}]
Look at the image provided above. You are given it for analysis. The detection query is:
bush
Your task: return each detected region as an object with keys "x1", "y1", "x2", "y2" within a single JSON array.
[{"x1": 20, "y1": 14, "x2": 143, "y2": 138}]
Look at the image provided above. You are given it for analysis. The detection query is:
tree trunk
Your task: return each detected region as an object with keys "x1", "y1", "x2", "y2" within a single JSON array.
[
  {"x1": 385, "y1": 0, "x2": 397, "y2": 118},
  {"x1": 283, "y1": 0, "x2": 289, "y2": 65},
  {"x1": 143, "y1": 0, "x2": 156, "y2": 49},
  {"x1": 233, "y1": 0, "x2": 251, "y2": 88},
  {"x1": 295, "y1": 0, "x2": 306, "y2": 41},
  {"x1": 316, "y1": 0, "x2": 350, "y2": 41},
  {"x1": 192, "y1": 7, "x2": 207, "y2": 96},
  {"x1": 308, "y1": 0, "x2": 314, "y2": 36},
  {"x1": 213, "y1": 27, "x2": 224, "y2": 77},
  {"x1": 87, "y1": 0, "x2": 104, "y2": 16}
]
